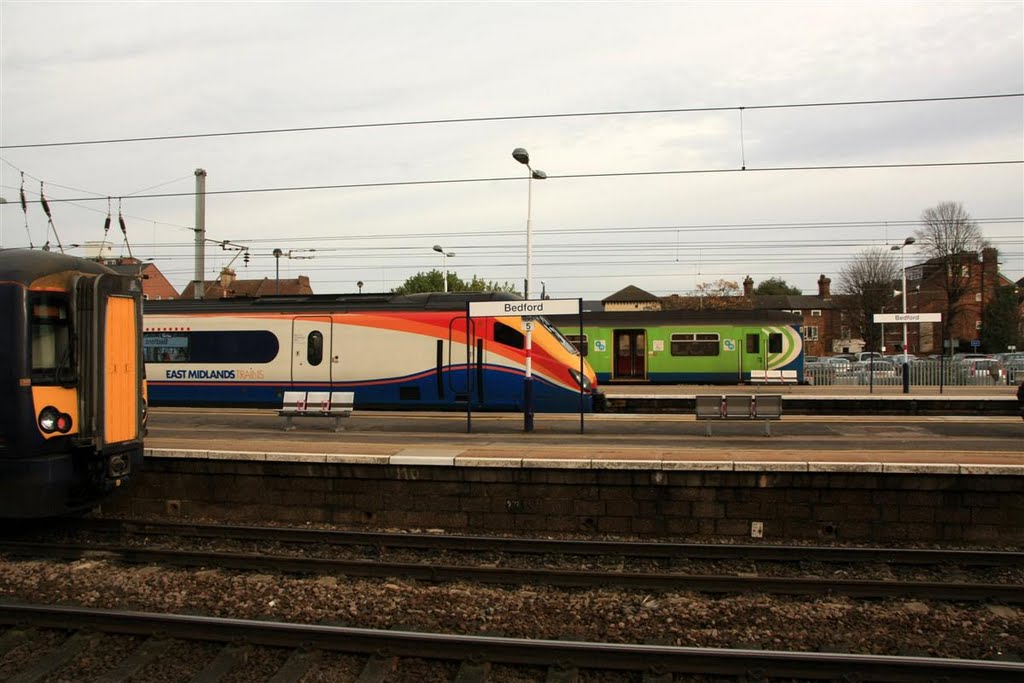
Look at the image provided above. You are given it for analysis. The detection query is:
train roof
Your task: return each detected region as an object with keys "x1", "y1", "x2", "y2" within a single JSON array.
[
  {"x1": 144, "y1": 291, "x2": 524, "y2": 314},
  {"x1": 0, "y1": 248, "x2": 115, "y2": 286},
  {"x1": 546, "y1": 309, "x2": 802, "y2": 327}
]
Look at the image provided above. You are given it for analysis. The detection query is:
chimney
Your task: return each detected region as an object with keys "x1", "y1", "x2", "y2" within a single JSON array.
[
  {"x1": 817, "y1": 274, "x2": 831, "y2": 297},
  {"x1": 219, "y1": 267, "x2": 236, "y2": 289},
  {"x1": 743, "y1": 276, "x2": 754, "y2": 298}
]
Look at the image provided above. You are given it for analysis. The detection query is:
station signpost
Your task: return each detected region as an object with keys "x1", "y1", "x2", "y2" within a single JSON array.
[{"x1": 467, "y1": 298, "x2": 585, "y2": 433}]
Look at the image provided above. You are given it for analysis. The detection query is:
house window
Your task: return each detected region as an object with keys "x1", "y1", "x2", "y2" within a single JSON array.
[
  {"x1": 790, "y1": 310, "x2": 801, "y2": 316},
  {"x1": 804, "y1": 326, "x2": 819, "y2": 341},
  {"x1": 811, "y1": 309, "x2": 821, "y2": 317},
  {"x1": 975, "y1": 293, "x2": 982, "y2": 302},
  {"x1": 976, "y1": 320, "x2": 982, "y2": 330}
]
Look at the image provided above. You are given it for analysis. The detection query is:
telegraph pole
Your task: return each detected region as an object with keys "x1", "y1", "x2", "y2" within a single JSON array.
[{"x1": 193, "y1": 168, "x2": 207, "y2": 299}]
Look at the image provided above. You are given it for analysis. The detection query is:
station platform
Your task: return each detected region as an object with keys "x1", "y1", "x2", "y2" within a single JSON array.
[{"x1": 146, "y1": 407, "x2": 1024, "y2": 474}]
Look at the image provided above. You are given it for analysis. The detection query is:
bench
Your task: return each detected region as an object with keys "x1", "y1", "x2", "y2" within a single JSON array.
[
  {"x1": 749, "y1": 369, "x2": 799, "y2": 384},
  {"x1": 279, "y1": 391, "x2": 354, "y2": 432},
  {"x1": 695, "y1": 394, "x2": 782, "y2": 436}
]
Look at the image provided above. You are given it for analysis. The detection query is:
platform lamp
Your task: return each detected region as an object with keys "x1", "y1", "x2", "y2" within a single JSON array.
[
  {"x1": 272, "y1": 248, "x2": 282, "y2": 295},
  {"x1": 432, "y1": 245, "x2": 454, "y2": 293},
  {"x1": 512, "y1": 147, "x2": 547, "y2": 433},
  {"x1": 891, "y1": 236, "x2": 916, "y2": 393}
]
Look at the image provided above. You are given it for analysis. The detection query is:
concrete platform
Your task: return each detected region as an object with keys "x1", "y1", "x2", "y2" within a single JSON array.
[{"x1": 146, "y1": 408, "x2": 1024, "y2": 473}]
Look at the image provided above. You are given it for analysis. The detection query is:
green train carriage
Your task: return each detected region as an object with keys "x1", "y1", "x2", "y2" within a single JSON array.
[{"x1": 549, "y1": 310, "x2": 804, "y2": 384}]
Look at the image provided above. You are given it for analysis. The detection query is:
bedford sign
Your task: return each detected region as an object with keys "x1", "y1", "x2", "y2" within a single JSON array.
[
  {"x1": 872, "y1": 313, "x2": 942, "y2": 323},
  {"x1": 468, "y1": 297, "x2": 581, "y2": 318}
]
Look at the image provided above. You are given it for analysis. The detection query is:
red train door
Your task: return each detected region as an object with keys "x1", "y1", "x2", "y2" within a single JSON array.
[{"x1": 613, "y1": 329, "x2": 646, "y2": 380}]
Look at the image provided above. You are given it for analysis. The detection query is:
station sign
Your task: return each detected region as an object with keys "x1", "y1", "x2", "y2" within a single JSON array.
[
  {"x1": 872, "y1": 313, "x2": 942, "y2": 323},
  {"x1": 468, "y1": 298, "x2": 581, "y2": 318}
]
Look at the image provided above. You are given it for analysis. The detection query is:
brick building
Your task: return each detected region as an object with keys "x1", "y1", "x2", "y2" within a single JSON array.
[
  {"x1": 179, "y1": 267, "x2": 314, "y2": 299},
  {"x1": 903, "y1": 247, "x2": 1017, "y2": 354}
]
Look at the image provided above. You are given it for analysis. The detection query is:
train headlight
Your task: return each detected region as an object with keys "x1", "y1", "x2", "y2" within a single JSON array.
[
  {"x1": 38, "y1": 406, "x2": 60, "y2": 433},
  {"x1": 568, "y1": 368, "x2": 592, "y2": 391}
]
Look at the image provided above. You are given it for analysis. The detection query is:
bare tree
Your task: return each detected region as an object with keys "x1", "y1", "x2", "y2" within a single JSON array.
[
  {"x1": 694, "y1": 279, "x2": 741, "y2": 310},
  {"x1": 838, "y1": 248, "x2": 900, "y2": 351},
  {"x1": 913, "y1": 201, "x2": 986, "y2": 353}
]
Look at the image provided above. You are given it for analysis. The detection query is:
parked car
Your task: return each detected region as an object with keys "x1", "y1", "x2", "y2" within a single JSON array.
[
  {"x1": 964, "y1": 358, "x2": 1007, "y2": 383},
  {"x1": 852, "y1": 359, "x2": 899, "y2": 384},
  {"x1": 804, "y1": 355, "x2": 819, "y2": 364},
  {"x1": 856, "y1": 352, "x2": 885, "y2": 363}
]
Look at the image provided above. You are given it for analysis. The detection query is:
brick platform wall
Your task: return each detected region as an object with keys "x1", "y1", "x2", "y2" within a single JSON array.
[{"x1": 101, "y1": 458, "x2": 1024, "y2": 545}]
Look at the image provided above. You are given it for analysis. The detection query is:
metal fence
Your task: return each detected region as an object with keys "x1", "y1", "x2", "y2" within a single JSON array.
[{"x1": 805, "y1": 360, "x2": 1022, "y2": 387}]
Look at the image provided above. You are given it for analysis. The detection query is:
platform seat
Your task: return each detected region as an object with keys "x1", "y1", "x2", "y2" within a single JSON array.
[
  {"x1": 695, "y1": 394, "x2": 783, "y2": 436},
  {"x1": 279, "y1": 391, "x2": 354, "y2": 432}
]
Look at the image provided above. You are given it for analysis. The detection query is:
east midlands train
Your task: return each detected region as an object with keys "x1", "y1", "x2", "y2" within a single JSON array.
[
  {"x1": 548, "y1": 310, "x2": 804, "y2": 384},
  {"x1": 0, "y1": 249, "x2": 146, "y2": 518},
  {"x1": 142, "y1": 292, "x2": 597, "y2": 412}
]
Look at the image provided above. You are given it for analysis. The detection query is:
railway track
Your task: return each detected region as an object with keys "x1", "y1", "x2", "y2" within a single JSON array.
[
  {"x1": 2, "y1": 603, "x2": 1021, "y2": 682},
  {"x1": 5, "y1": 518, "x2": 1021, "y2": 603}
]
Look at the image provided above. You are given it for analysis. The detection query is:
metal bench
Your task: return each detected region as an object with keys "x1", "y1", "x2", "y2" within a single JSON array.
[
  {"x1": 749, "y1": 369, "x2": 799, "y2": 384},
  {"x1": 695, "y1": 394, "x2": 782, "y2": 436},
  {"x1": 279, "y1": 391, "x2": 354, "y2": 432}
]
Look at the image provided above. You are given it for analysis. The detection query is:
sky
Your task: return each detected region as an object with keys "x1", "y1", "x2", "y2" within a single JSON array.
[{"x1": 1, "y1": 1, "x2": 1022, "y2": 301}]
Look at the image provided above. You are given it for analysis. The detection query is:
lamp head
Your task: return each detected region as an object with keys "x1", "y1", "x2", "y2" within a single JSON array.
[
  {"x1": 272, "y1": 248, "x2": 282, "y2": 258},
  {"x1": 433, "y1": 245, "x2": 444, "y2": 253},
  {"x1": 532, "y1": 169, "x2": 547, "y2": 180},
  {"x1": 904, "y1": 237, "x2": 916, "y2": 246},
  {"x1": 891, "y1": 245, "x2": 900, "y2": 251},
  {"x1": 512, "y1": 148, "x2": 530, "y2": 165}
]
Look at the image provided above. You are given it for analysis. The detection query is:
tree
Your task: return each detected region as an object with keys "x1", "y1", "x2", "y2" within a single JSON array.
[
  {"x1": 913, "y1": 201, "x2": 986, "y2": 354},
  {"x1": 837, "y1": 248, "x2": 900, "y2": 351},
  {"x1": 391, "y1": 269, "x2": 518, "y2": 295},
  {"x1": 981, "y1": 285, "x2": 1023, "y2": 353},
  {"x1": 694, "y1": 279, "x2": 741, "y2": 310},
  {"x1": 753, "y1": 277, "x2": 802, "y2": 296}
]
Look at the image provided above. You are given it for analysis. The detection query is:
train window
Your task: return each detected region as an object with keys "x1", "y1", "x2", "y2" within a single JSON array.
[
  {"x1": 768, "y1": 332, "x2": 783, "y2": 353},
  {"x1": 670, "y1": 332, "x2": 720, "y2": 356},
  {"x1": 746, "y1": 334, "x2": 760, "y2": 354},
  {"x1": 564, "y1": 334, "x2": 588, "y2": 356},
  {"x1": 143, "y1": 331, "x2": 279, "y2": 363},
  {"x1": 30, "y1": 295, "x2": 72, "y2": 384},
  {"x1": 494, "y1": 321, "x2": 524, "y2": 349},
  {"x1": 307, "y1": 331, "x2": 324, "y2": 366},
  {"x1": 144, "y1": 332, "x2": 190, "y2": 362}
]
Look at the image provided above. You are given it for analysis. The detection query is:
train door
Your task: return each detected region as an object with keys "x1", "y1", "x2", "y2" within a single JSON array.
[
  {"x1": 291, "y1": 316, "x2": 333, "y2": 388},
  {"x1": 740, "y1": 331, "x2": 764, "y2": 378},
  {"x1": 447, "y1": 315, "x2": 481, "y2": 404},
  {"x1": 78, "y1": 272, "x2": 144, "y2": 451},
  {"x1": 613, "y1": 329, "x2": 646, "y2": 380}
]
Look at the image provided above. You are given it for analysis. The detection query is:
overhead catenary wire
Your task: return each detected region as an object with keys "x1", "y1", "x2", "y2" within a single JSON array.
[
  {"x1": 1, "y1": 93, "x2": 1020, "y2": 149},
  {"x1": 14, "y1": 159, "x2": 1023, "y2": 206}
]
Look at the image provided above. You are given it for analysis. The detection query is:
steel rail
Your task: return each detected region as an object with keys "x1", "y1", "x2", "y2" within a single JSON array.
[
  {"x1": 46, "y1": 517, "x2": 1024, "y2": 566},
  {"x1": 2, "y1": 541, "x2": 1020, "y2": 603},
  {"x1": 0, "y1": 603, "x2": 1020, "y2": 682}
]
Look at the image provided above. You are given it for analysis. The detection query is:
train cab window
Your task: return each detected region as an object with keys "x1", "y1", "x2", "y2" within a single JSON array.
[
  {"x1": 307, "y1": 331, "x2": 324, "y2": 366},
  {"x1": 494, "y1": 321, "x2": 524, "y2": 349},
  {"x1": 565, "y1": 334, "x2": 588, "y2": 356},
  {"x1": 768, "y1": 333, "x2": 783, "y2": 354},
  {"x1": 670, "y1": 332, "x2": 719, "y2": 356},
  {"x1": 30, "y1": 295, "x2": 72, "y2": 384},
  {"x1": 746, "y1": 334, "x2": 760, "y2": 354}
]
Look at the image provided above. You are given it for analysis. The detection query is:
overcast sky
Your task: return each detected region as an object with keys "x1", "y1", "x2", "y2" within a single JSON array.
[{"x1": 1, "y1": 1, "x2": 1022, "y2": 300}]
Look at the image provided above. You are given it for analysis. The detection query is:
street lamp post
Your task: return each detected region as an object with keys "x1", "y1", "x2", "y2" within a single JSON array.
[
  {"x1": 273, "y1": 248, "x2": 282, "y2": 295},
  {"x1": 432, "y1": 245, "x2": 454, "y2": 293},
  {"x1": 512, "y1": 147, "x2": 547, "y2": 433},
  {"x1": 891, "y1": 236, "x2": 915, "y2": 393}
]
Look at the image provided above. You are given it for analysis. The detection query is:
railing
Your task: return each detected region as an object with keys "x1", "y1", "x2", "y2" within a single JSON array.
[{"x1": 805, "y1": 361, "x2": 1020, "y2": 387}]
